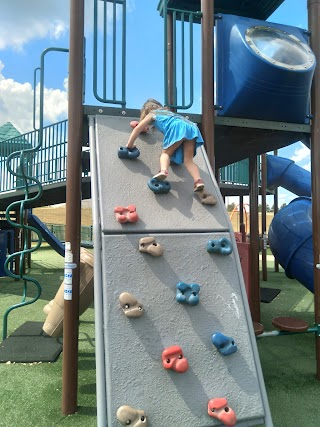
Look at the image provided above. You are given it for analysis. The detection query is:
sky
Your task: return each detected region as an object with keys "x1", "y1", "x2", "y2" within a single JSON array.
[{"x1": 0, "y1": 0, "x2": 312, "y2": 207}]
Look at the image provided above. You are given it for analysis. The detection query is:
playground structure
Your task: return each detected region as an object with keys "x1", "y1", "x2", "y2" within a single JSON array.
[
  {"x1": 230, "y1": 204, "x2": 249, "y2": 235},
  {"x1": 90, "y1": 114, "x2": 271, "y2": 426},
  {"x1": 0, "y1": 0, "x2": 320, "y2": 426},
  {"x1": 267, "y1": 155, "x2": 314, "y2": 293},
  {"x1": 42, "y1": 247, "x2": 94, "y2": 337}
]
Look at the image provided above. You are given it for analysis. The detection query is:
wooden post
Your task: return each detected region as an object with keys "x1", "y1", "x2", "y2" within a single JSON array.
[
  {"x1": 273, "y1": 150, "x2": 279, "y2": 273},
  {"x1": 61, "y1": 0, "x2": 84, "y2": 414},
  {"x1": 249, "y1": 156, "x2": 260, "y2": 322},
  {"x1": 261, "y1": 154, "x2": 267, "y2": 281},
  {"x1": 201, "y1": 0, "x2": 215, "y2": 171},
  {"x1": 308, "y1": 0, "x2": 320, "y2": 380}
]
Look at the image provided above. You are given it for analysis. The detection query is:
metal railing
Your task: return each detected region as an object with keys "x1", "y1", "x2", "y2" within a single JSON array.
[
  {"x1": 0, "y1": 118, "x2": 255, "y2": 193},
  {"x1": 163, "y1": 6, "x2": 201, "y2": 109},
  {"x1": 93, "y1": 0, "x2": 126, "y2": 106},
  {"x1": 220, "y1": 159, "x2": 250, "y2": 186},
  {"x1": 31, "y1": 224, "x2": 93, "y2": 246},
  {"x1": 0, "y1": 120, "x2": 68, "y2": 194}
]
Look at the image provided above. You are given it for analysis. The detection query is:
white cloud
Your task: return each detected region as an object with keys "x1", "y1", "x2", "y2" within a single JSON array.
[
  {"x1": 0, "y1": 2, "x2": 69, "y2": 51},
  {"x1": 0, "y1": 61, "x2": 67, "y2": 134},
  {"x1": 0, "y1": 0, "x2": 130, "y2": 51},
  {"x1": 302, "y1": 161, "x2": 311, "y2": 172},
  {"x1": 291, "y1": 142, "x2": 310, "y2": 164}
]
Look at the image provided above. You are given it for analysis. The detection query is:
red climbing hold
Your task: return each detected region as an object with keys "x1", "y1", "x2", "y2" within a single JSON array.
[
  {"x1": 114, "y1": 205, "x2": 139, "y2": 224},
  {"x1": 208, "y1": 397, "x2": 237, "y2": 427},
  {"x1": 162, "y1": 345, "x2": 189, "y2": 373}
]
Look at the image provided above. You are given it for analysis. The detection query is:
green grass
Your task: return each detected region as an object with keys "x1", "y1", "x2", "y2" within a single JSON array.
[
  {"x1": 0, "y1": 246, "x2": 96, "y2": 427},
  {"x1": 258, "y1": 261, "x2": 320, "y2": 427},
  {"x1": 1, "y1": 249, "x2": 320, "y2": 426}
]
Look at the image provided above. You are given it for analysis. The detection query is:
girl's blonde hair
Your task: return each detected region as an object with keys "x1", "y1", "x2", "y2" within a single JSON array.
[{"x1": 139, "y1": 98, "x2": 169, "y2": 121}]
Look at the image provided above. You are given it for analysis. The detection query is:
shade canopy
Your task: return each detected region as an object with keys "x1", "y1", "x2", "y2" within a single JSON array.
[
  {"x1": 0, "y1": 122, "x2": 32, "y2": 156},
  {"x1": 158, "y1": 0, "x2": 285, "y2": 21}
]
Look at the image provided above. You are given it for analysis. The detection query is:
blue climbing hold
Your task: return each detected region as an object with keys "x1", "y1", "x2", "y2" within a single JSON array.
[
  {"x1": 176, "y1": 282, "x2": 200, "y2": 306},
  {"x1": 147, "y1": 178, "x2": 171, "y2": 194},
  {"x1": 118, "y1": 146, "x2": 140, "y2": 159},
  {"x1": 207, "y1": 237, "x2": 233, "y2": 255},
  {"x1": 211, "y1": 332, "x2": 237, "y2": 356}
]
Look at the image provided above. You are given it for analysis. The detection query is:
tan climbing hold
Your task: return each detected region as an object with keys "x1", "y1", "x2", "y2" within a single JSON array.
[
  {"x1": 119, "y1": 292, "x2": 144, "y2": 318},
  {"x1": 139, "y1": 237, "x2": 164, "y2": 257},
  {"x1": 116, "y1": 405, "x2": 147, "y2": 426},
  {"x1": 195, "y1": 189, "x2": 217, "y2": 205}
]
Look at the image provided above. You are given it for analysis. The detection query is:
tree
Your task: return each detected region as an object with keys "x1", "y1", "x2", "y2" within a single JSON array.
[{"x1": 227, "y1": 202, "x2": 235, "y2": 212}]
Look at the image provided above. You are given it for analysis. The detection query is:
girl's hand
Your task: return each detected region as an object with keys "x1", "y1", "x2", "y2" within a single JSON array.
[
  {"x1": 126, "y1": 113, "x2": 154, "y2": 148},
  {"x1": 126, "y1": 143, "x2": 136, "y2": 149},
  {"x1": 130, "y1": 121, "x2": 149, "y2": 133}
]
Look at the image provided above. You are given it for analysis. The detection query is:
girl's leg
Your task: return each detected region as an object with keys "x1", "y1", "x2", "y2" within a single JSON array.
[
  {"x1": 183, "y1": 139, "x2": 204, "y2": 190},
  {"x1": 153, "y1": 139, "x2": 184, "y2": 180}
]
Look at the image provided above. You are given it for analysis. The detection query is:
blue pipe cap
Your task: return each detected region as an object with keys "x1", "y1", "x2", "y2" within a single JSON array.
[
  {"x1": 118, "y1": 146, "x2": 140, "y2": 159},
  {"x1": 207, "y1": 237, "x2": 233, "y2": 255},
  {"x1": 147, "y1": 178, "x2": 171, "y2": 194},
  {"x1": 211, "y1": 332, "x2": 237, "y2": 356},
  {"x1": 176, "y1": 282, "x2": 200, "y2": 306}
]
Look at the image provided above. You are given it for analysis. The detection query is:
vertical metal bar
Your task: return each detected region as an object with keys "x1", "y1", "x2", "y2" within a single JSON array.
[
  {"x1": 121, "y1": 0, "x2": 126, "y2": 106},
  {"x1": 239, "y1": 195, "x2": 244, "y2": 229},
  {"x1": 33, "y1": 67, "x2": 40, "y2": 131},
  {"x1": 113, "y1": 0, "x2": 117, "y2": 100},
  {"x1": 39, "y1": 55, "x2": 45, "y2": 151},
  {"x1": 39, "y1": 48, "x2": 68, "y2": 153},
  {"x1": 201, "y1": 0, "x2": 215, "y2": 172},
  {"x1": 249, "y1": 155, "x2": 261, "y2": 322},
  {"x1": 172, "y1": 11, "x2": 177, "y2": 105},
  {"x1": 54, "y1": 123, "x2": 58, "y2": 181},
  {"x1": 63, "y1": 121, "x2": 67, "y2": 180},
  {"x1": 163, "y1": 0, "x2": 168, "y2": 106},
  {"x1": 53, "y1": 124, "x2": 56, "y2": 180},
  {"x1": 167, "y1": 13, "x2": 174, "y2": 107},
  {"x1": 93, "y1": 0, "x2": 99, "y2": 100},
  {"x1": 46, "y1": 127, "x2": 49, "y2": 181},
  {"x1": 261, "y1": 154, "x2": 267, "y2": 281},
  {"x1": 88, "y1": 116, "x2": 108, "y2": 427},
  {"x1": 308, "y1": 0, "x2": 320, "y2": 380},
  {"x1": 103, "y1": 0, "x2": 107, "y2": 99},
  {"x1": 189, "y1": 14, "x2": 194, "y2": 108},
  {"x1": 61, "y1": 0, "x2": 84, "y2": 415},
  {"x1": 181, "y1": 13, "x2": 185, "y2": 106}
]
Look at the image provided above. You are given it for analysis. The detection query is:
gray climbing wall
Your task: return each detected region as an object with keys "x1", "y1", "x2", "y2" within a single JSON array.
[{"x1": 92, "y1": 114, "x2": 272, "y2": 427}]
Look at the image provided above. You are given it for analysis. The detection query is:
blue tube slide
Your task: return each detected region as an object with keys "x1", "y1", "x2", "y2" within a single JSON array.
[
  {"x1": 266, "y1": 154, "x2": 311, "y2": 196},
  {"x1": 28, "y1": 213, "x2": 65, "y2": 257},
  {"x1": 267, "y1": 155, "x2": 314, "y2": 292},
  {"x1": 268, "y1": 197, "x2": 314, "y2": 293}
]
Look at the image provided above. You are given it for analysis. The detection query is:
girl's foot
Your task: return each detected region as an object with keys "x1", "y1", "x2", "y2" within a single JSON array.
[
  {"x1": 153, "y1": 170, "x2": 168, "y2": 181},
  {"x1": 194, "y1": 179, "x2": 205, "y2": 192}
]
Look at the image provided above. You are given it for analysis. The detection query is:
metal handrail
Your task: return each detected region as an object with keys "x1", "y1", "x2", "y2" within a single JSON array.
[
  {"x1": 93, "y1": 0, "x2": 126, "y2": 106},
  {"x1": 0, "y1": 120, "x2": 69, "y2": 194},
  {"x1": 163, "y1": 3, "x2": 201, "y2": 109}
]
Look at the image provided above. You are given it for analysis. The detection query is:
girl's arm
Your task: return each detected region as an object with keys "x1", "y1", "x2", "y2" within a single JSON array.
[{"x1": 126, "y1": 113, "x2": 155, "y2": 148}]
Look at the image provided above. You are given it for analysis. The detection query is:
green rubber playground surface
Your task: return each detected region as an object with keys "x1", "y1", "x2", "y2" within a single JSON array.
[
  {"x1": 0, "y1": 246, "x2": 319, "y2": 426},
  {"x1": 0, "y1": 246, "x2": 96, "y2": 427}
]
